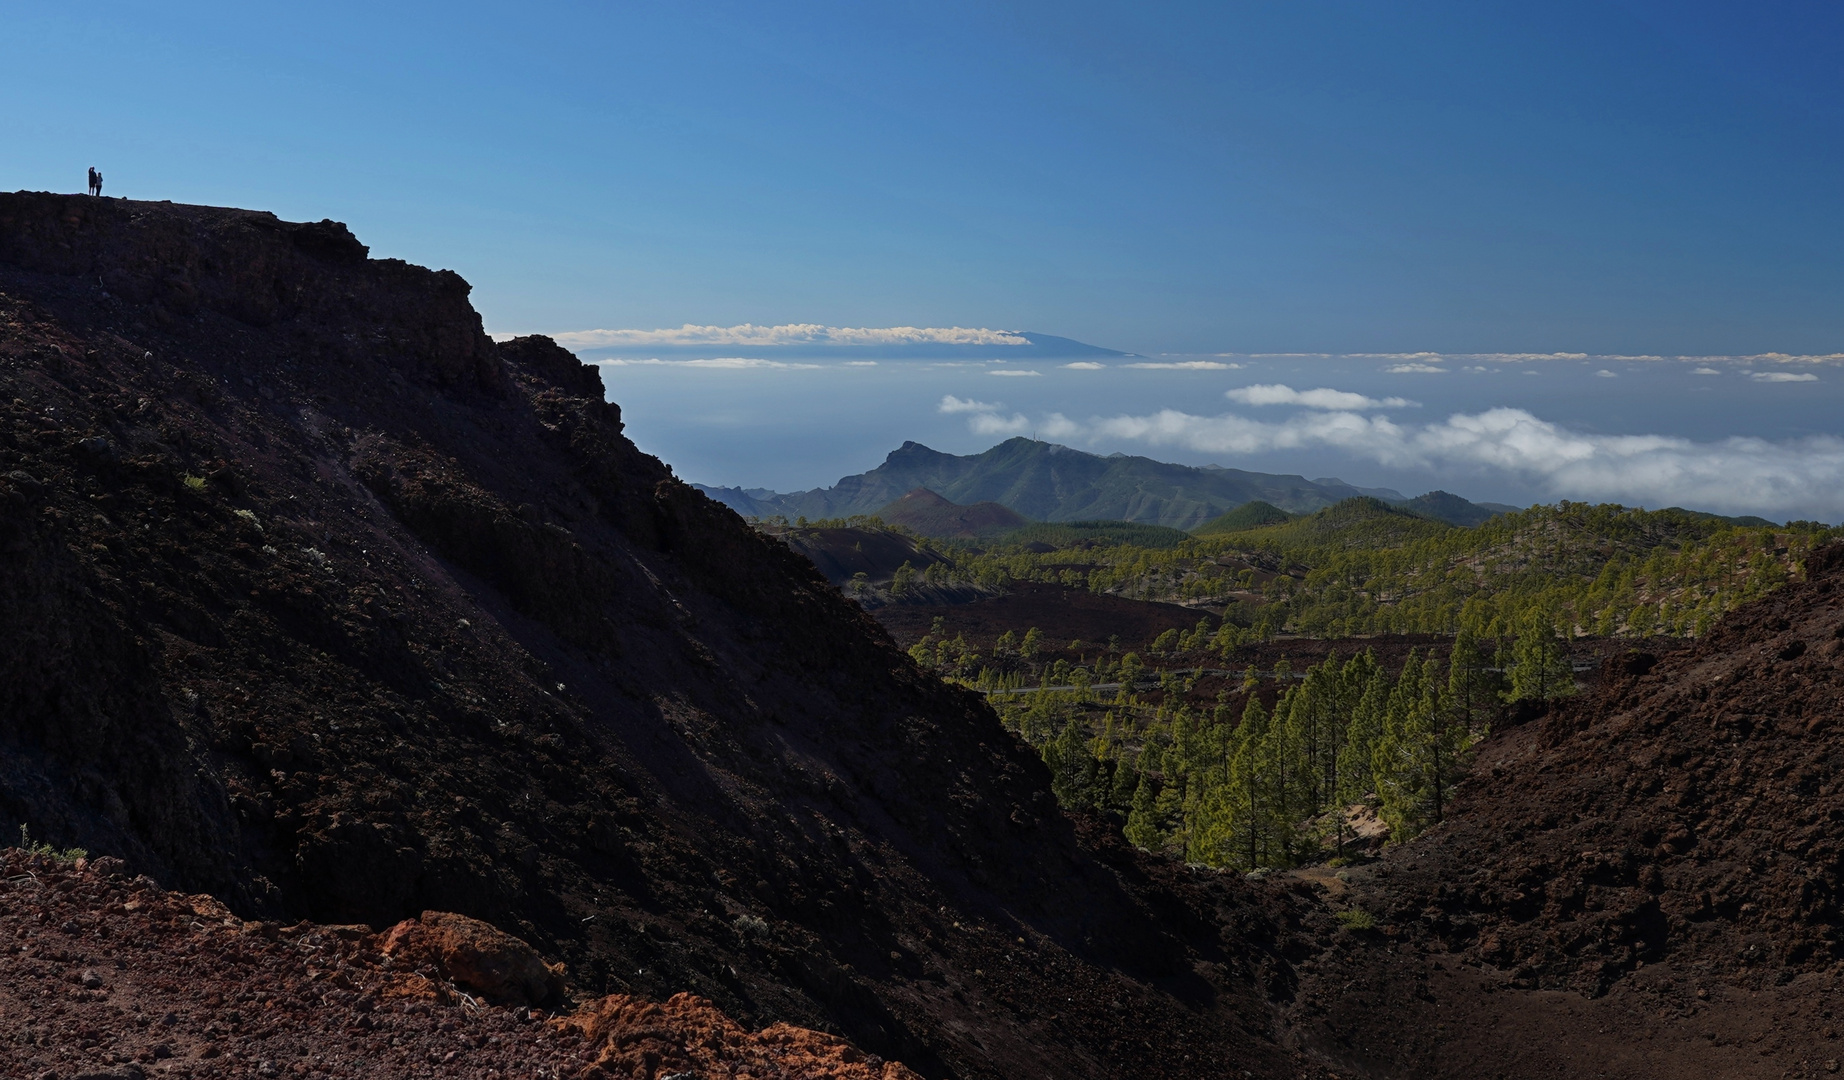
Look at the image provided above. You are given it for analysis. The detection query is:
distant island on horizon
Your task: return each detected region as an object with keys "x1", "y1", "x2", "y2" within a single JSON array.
[{"x1": 568, "y1": 329, "x2": 1136, "y2": 362}]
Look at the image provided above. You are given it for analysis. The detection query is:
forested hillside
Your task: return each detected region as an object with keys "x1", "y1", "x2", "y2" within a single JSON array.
[
  {"x1": 850, "y1": 497, "x2": 1840, "y2": 873},
  {"x1": 919, "y1": 498, "x2": 1837, "y2": 641}
]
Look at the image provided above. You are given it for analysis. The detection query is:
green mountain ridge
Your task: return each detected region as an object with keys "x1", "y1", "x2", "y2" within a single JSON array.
[{"x1": 696, "y1": 438, "x2": 1511, "y2": 531}]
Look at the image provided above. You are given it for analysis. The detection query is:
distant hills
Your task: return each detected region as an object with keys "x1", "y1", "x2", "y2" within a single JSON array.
[
  {"x1": 875, "y1": 488, "x2": 1029, "y2": 538},
  {"x1": 1401, "y1": 489, "x2": 1518, "y2": 527},
  {"x1": 1192, "y1": 500, "x2": 1297, "y2": 535},
  {"x1": 695, "y1": 437, "x2": 1515, "y2": 532}
]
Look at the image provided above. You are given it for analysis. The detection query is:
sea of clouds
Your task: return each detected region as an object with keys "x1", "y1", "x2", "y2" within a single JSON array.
[
  {"x1": 940, "y1": 384, "x2": 1844, "y2": 519},
  {"x1": 517, "y1": 323, "x2": 1844, "y2": 520}
]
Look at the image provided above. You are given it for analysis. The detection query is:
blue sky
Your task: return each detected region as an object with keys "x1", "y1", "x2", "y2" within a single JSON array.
[
  {"x1": 6, "y1": 3, "x2": 1844, "y2": 516},
  {"x1": 8, "y1": 1, "x2": 1844, "y2": 354}
]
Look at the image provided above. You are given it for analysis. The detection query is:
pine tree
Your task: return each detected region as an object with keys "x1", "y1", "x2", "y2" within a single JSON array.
[
  {"x1": 1226, "y1": 696, "x2": 1272, "y2": 870},
  {"x1": 1325, "y1": 648, "x2": 1379, "y2": 836},
  {"x1": 1291, "y1": 652, "x2": 1341, "y2": 815},
  {"x1": 1264, "y1": 688, "x2": 1301, "y2": 864},
  {"x1": 1151, "y1": 774, "x2": 1187, "y2": 854},
  {"x1": 1372, "y1": 651, "x2": 1443, "y2": 839},
  {"x1": 1509, "y1": 612, "x2": 1575, "y2": 702},
  {"x1": 1043, "y1": 717, "x2": 1094, "y2": 809},
  {"x1": 1336, "y1": 663, "x2": 1389, "y2": 810},
  {"x1": 1124, "y1": 775, "x2": 1162, "y2": 850},
  {"x1": 1109, "y1": 747, "x2": 1140, "y2": 812},
  {"x1": 1445, "y1": 629, "x2": 1495, "y2": 730}
]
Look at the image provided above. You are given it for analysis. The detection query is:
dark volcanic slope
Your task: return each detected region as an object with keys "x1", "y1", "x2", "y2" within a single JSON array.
[
  {"x1": 0, "y1": 193, "x2": 1319, "y2": 1080},
  {"x1": 1287, "y1": 544, "x2": 1844, "y2": 1078}
]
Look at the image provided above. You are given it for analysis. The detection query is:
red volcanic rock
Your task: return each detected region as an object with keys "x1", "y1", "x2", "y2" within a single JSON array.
[
  {"x1": 560, "y1": 993, "x2": 923, "y2": 1080},
  {"x1": 382, "y1": 910, "x2": 567, "y2": 1007}
]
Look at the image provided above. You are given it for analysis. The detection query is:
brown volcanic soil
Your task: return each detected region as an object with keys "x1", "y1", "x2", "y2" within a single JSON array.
[
  {"x1": 0, "y1": 847, "x2": 917, "y2": 1079},
  {"x1": 1283, "y1": 544, "x2": 1844, "y2": 1077},
  {"x1": 0, "y1": 193, "x2": 1325, "y2": 1079}
]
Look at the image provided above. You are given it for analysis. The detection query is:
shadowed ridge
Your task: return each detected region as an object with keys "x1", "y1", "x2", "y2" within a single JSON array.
[{"x1": 0, "y1": 193, "x2": 1322, "y2": 1080}]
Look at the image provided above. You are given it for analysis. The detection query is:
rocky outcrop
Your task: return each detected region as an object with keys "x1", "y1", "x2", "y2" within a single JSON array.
[
  {"x1": 0, "y1": 192, "x2": 501, "y2": 391},
  {"x1": 383, "y1": 910, "x2": 568, "y2": 1007}
]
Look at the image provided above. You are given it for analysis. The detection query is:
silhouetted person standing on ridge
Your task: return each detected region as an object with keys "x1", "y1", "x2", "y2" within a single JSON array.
[{"x1": 87, "y1": 167, "x2": 99, "y2": 196}]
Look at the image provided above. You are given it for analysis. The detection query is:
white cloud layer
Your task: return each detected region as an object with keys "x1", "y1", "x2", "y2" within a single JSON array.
[
  {"x1": 1064, "y1": 361, "x2": 1106, "y2": 370},
  {"x1": 1343, "y1": 351, "x2": 1844, "y2": 367},
  {"x1": 947, "y1": 394, "x2": 1844, "y2": 517},
  {"x1": 1224, "y1": 384, "x2": 1412, "y2": 410},
  {"x1": 598, "y1": 357, "x2": 820, "y2": 370},
  {"x1": 1163, "y1": 351, "x2": 1844, "y2": 372},
  {"x1": 536, "y1": 324, "x2": 1030, "y2": 348},
  {"x1": 1124, "y1": 360, "x2": 1242, "y2": 370},
  {"x1": 969, "y1": 412, "x2": 1034, "y2": 435},
  {"x1": 989, "y1": 369, "x2": 1041, "y2": 377},
  {"x1": 939, "y1": 395, "x2": 1001, "y2": 414},
  {"x1": 1752, "y1": 371, "x2": 1819, "y2": 383}
]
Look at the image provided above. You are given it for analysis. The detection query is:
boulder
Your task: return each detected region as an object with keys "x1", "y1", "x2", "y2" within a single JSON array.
[{"x1": 381, "y1": 911, "x2": 565, "y2": 1007}]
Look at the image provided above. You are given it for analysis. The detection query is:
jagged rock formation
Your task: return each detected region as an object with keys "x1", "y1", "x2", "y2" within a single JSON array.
[{"x1": 0, "y1": 194, "x2": 1320, "y2": 1079}]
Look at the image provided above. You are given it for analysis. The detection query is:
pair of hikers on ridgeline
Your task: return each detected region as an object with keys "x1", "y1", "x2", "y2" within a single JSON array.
[{"x1": 87, "y1": 167, "x2": 103, "y2": 196}]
